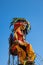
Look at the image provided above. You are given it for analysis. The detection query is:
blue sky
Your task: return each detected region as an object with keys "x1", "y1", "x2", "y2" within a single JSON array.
[{"x1": 0, "y1": 0, "x2": 43, "y2": 65}]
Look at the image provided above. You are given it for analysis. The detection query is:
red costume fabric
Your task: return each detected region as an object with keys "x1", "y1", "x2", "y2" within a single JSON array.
[
  {"x1": 14, "y1": 32, "x2": 24, "y2": 42},
  {"x1": 14, "y1": 22, "x2": 23, "y2": 30}
]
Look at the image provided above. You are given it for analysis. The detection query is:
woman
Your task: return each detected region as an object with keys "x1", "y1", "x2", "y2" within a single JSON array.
[{"x1": 10, "y1": 18, "x2": 36, "y2": 64}]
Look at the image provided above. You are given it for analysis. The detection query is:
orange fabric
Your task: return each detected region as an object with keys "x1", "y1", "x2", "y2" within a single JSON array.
[
  {"x1": 26, "y1": 44, "x2": 36, "y2": 62},
  {"x1": 26, "y1": 44, "x2": 30, "y2": 51}
]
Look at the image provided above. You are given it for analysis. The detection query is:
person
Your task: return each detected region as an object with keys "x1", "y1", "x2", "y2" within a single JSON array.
[{"x1": 10, "y1": 18, "x2": 36, "y2": 64}]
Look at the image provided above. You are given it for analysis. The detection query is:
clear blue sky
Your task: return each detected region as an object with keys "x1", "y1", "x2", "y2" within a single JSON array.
[{"x1": 0, "y1": 0, "x2": 43, "y2": 65}]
